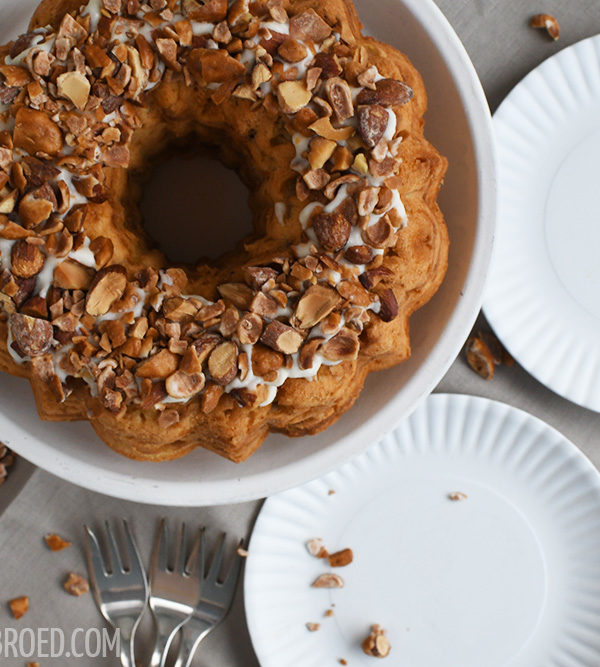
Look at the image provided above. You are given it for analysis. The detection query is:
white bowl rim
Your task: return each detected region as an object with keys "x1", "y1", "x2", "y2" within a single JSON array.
[{"x1": 6, "y1": 0, "x2": 496, "y2": 505}]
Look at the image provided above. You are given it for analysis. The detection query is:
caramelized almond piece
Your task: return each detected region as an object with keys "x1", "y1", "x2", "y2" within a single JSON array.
[
  {"x1": 276, "y1": 80, "x2": 312, "y2": 113},
  {"x1": 357, "y1": 78, "x2": 413, "y2": 107},
  {"x1": 324, "y1": 77, "x2": 354, "y2": 121},
  {"x1": 313, "y1": 211, "x2": 350, "y2": 252},
  {"x1": 295, "y1": 284, "x2": 341, "y2": 329},
  {"x1": 54, "y1": 260, "x2": 93, "y2": 290},
  {"x1": 344, "y1": 245, "x2": 374, "y2": 265},
  {"x1": 11, "y1": 241, "x2": 45, "y2": 278},
  {"x1": 289, "y1": 9, "x2": 332, "y2": 42},
  {"x1": 308, "y1": 137, "x2": 336, "y2": 170},
  {"x1": 260, "y1": 320, "x2": 303, "y2": 354},
  {"x1": 208, "y1": 341, "x2": 238, "y2": 385},
  {"x1": 165, "y1": 370, "x2": 205, "y2": 399},
  {"x1": 298, "y1": 337, "x2": 323, "y2": 370},
  {"x1": 309, "y1": 116, "x2": 355, "y2": 142},
  {"x1": 321, "y1": 328, "x2": 359, "y2": 361},
  {"x1": 57, "y1": 71, "x2": 90, "y2": 110},
  {"x1": 243, "y1": 266, "x2": 278, "y2": 290},
  {"x1": 201, "y1": 382, "x2": 224, "y2": 413},
  {"x1": 13, "y1": 108, "x2": 63, "y2": 156},
  {"x1": 237, "y1": 312, "x2": 263, "y2": 345},
  {"x1": 357, "y1": 104, "x2": 388, "y2": 148},
  {"x1": 86, "y1": 265, "x2": 127, "y2": 316},
  {"x1": 378, "y1": 288, "x2": 399, "y2": 322},
  {"x1": 9, "y1": 313, "x2": 52, "y2": 356},
  {"x1": 137, "y1": 349, "x2": 180, "y2": 379},
  {"x1": 251, "y1": 343, "x2": 283, "y2": 377},
  {"x1": 217, "y1": 282, "x2": 254, "y2": 309},
  {"x1": 89, "y1": 236, "x2": 114, "y2": 268},
  {"x1": 188, "y1": 48, "x2": 245, "y2": 83}
]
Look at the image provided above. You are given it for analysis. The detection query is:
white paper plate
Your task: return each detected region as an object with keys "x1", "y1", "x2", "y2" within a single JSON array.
[
  {"x1": 486, "y1": 35, "x2": 600, "y2": 412},
  {"x1": 0, "y1": 0, "x2": 495, "y2": 505},
  {"x1": 245, "y1": 394, "x2": 600, "y2": 667}
]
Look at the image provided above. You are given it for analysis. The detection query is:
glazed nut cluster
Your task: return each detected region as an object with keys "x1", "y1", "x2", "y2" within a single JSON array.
[{"x1": 0, "y1": 0, "x2": 412, "y2": 417}]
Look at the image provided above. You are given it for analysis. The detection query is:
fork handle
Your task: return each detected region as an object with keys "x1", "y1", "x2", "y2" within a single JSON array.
[
  {"x1": 173, "y1": 618, "x2": 212, "y2": 667},
  {"x1": 150, "y1": 615, "x2": 189, "y2": 667},
  {"x1": 119, "y1": 637, "x2": 133, "y2": 667}
]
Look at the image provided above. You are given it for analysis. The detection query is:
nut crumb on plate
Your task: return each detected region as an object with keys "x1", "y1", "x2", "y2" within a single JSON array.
[
  {"x1": 44, "y1": 534, "x2": 72, "y2": 551},
  {"x1": 339, "y1": 660, "x2": 348, "y2": 665},
  {"x1": 328, "y1": 548, "x2": 353, "y2": 567},
  {"x1": 306, "y1": 622, "x2": 320, "y2": 632},
  {"x1": 306, "y1": 537, "x2": 328, "y2": 558},
  {"x1": 63, "y1": 573, "x2": 89, "y2": 597},
  {"x1": 9, "y1": 596, "x2": 29, "y2": 619},
  {"x1": 448, "y1": 491, "x2": 468, "y2": 501},
  {"x1": 530, "y1": 13, "x2": 560, "y2": 40},
  {"x1": 362, "y1": 624, "x2": 391, "y2": 658},
  {"x1": 312, "y1": 572, "x2": 345, "y2": 588},
  {"x1": 325, "y1": 608, "x2": 334, "y2": 617}
]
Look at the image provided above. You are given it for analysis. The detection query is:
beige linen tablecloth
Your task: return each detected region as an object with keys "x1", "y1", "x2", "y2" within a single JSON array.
[{"x1": 1, "y1": 1, "x2": 599, "y2": 664}]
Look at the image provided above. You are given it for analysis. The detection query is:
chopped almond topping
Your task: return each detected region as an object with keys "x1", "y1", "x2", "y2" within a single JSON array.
[
  {"x1": 277, "y1": 80, "x2": 312, "y2": 113},
  {"x1": 57, "y1": 71, "x2": 90, "y2": 110},
  {"x1": 260, "y1": 320, "x2": 303, "y2": 355}
]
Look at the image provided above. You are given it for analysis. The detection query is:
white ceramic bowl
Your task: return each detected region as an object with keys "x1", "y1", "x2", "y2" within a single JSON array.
[{"x1": 0, "y1": 0, "x2": 495, "y2": 505}]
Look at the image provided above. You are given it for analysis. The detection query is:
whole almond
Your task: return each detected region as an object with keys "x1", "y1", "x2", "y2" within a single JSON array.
[{"x1": 312, "y1": 211, "x2": 350, "y2": 252}]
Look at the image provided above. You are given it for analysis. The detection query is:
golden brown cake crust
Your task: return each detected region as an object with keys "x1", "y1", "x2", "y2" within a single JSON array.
[{"x1": 0, "y1": 0, "x2": 448, "y2": 462}]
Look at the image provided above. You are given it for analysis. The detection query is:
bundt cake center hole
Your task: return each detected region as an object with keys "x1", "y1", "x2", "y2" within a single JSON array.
[{"x1": 140, "y1": 150, "x2": 253, "y2": 265}]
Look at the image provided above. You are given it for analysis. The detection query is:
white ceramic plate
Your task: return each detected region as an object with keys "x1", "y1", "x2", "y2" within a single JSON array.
[
  {"x1": 487, "y1": 35, "x2": 600, "y2": 412},
  {"x1": 0, "y1": 0, "x2": 495, "y2": 505},
  {"x1": 245, "y1": 394, "x2": 600, "y2": 667}
]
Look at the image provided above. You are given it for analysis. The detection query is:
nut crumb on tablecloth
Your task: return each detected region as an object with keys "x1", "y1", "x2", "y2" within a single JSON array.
[
  {"x1": 530, "y1": 13, "x2": 560, "y2": 40},
  {"x1": 448, "y1": 491, "x2": 468, "y2": 501},
  {"x1": 9, "y1": 595, "x2": 29, "y2": 619},
  {"x1": 305, "y1": 622, "x2": 321, "y2": 632},
  {"x1": 63, "y1": 573, "x2": 89, "y2": 597},
  {"x1": 0, "y1": 444, "x2": 16, "y2": 486},
  {"x1": 44, "y1": 534, "x2": 72, "y2": 551}
]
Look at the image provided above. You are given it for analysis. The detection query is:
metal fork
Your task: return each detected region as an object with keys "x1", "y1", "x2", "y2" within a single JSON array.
[
  {"x1": 173, "y1": 533, "x2": 245, "y2": 667},
  {"x1": 84, "y1": 520, "x2": 149, "y2": 667},
  {"x1": 149, "y1": 519, "x2": 202, "y2": 667}
]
